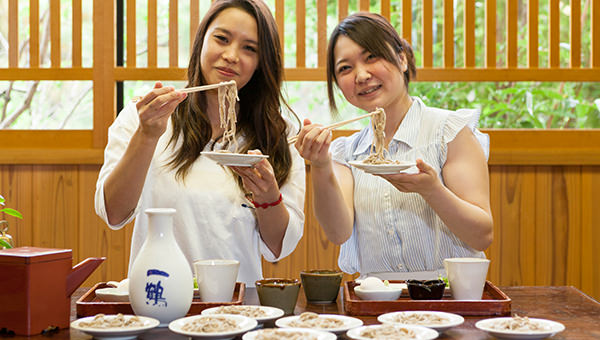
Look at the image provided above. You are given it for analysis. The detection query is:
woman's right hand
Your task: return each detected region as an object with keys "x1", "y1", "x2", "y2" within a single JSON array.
[
  {"x1": 294, "y1": 118, "x2": 333, "y2": 168},
  {"x1": 135, "y1": 81, "x2": 187, "y2": 139}
]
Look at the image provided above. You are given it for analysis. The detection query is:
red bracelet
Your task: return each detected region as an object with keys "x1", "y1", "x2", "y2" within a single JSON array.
[{"x1": 251, "y1": 193, "x2": 283, "y2": 209}]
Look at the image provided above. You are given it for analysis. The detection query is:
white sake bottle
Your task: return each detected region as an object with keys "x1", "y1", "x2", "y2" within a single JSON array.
[{"x1": 128, "y1": 208, "x2": 193, "y2": 326}]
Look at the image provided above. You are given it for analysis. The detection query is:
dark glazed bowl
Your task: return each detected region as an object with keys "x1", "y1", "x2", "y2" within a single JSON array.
[
  {"x1": 255, "y1": 278, "x2": 301, "y2": 315},
  {"x1": 300, "y1": 270, "x2": 343, "y2": 304},
  {"x1": 406, "y1": 279, "x2": 446, "y2": 300}
]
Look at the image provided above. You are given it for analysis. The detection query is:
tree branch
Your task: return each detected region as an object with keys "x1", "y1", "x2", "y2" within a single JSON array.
[
  {"x1": 0, "y1": 9, "x2": 50, "y2": 129},
  {"x1": 58, "y1": 84, "x2": 93, "y2": 129}
]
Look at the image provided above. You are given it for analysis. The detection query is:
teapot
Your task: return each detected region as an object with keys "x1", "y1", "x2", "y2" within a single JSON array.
[{"x1": 0, "y1": 247, "x2": 105, "y2": 335}]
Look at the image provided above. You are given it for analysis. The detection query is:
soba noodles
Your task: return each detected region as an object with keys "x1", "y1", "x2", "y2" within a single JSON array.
[
  {"x1": 217, "y1": 81, "x2": 240, "y2": 152},
  {"x1": 489, "y1": 315, "x2": 550, "y2": 332},
  {"x1": 362, "y1": 108, "x2": 399, "y2": 165}
]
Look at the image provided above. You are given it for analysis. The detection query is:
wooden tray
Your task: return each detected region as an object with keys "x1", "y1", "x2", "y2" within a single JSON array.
[
  {"x1": 76, "y1": 282, "x2": 245, "y2": 318},
  {"x1": 344, "y1": 280, "x2": 511, "y2": 316}
]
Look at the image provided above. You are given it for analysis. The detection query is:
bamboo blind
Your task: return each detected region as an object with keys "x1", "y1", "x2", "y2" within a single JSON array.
[{"x1": 1, "y1": 0, "x2": 600, "y2": 152}]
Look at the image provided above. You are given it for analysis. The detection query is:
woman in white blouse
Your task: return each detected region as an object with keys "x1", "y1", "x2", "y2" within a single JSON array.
[
  {"x1": 95, "y1": 0, "x2": 305, "y2": 286},
  {"x1": 294, "y1": 12, "x2": 492, "y2": 280}
]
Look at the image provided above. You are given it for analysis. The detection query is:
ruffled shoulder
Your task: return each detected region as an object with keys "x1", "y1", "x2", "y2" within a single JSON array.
[
  {"x1": 443, "y1": 108, "x2": 478, "y2": 143},
  {"x1": 330, "y1": 135, "x2": 353, "y2": 167},
  {"x1": 330, "y1": 128, "x2": 370, "y2": 167},
  {"x1": 443, "y1": 108, "x2": 489, "y2": 160}
]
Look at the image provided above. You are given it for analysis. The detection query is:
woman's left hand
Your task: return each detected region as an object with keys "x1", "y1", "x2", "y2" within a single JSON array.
[
  {"x1": 229, "y1": 150, "x2": 281, "y2": 204},
  {"x1": 377, "y1": 159, "x2": 442, "y2": 198}
]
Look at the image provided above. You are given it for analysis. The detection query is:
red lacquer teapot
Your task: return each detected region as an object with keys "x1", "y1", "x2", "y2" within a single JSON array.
[{"x1": 0, "y1": 247, "x2": 105, "y2": 335}]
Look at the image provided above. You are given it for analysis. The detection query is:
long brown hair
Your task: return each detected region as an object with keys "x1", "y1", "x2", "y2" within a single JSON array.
[
  {"x1": 168, "y1": 0, "x2": 296, "y2": 188},
  {"x1": 326, "y1": 12, "x2": 417, "y2": 113}
]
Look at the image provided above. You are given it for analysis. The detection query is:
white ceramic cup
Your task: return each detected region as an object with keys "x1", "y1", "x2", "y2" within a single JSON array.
[
  {"x1": 443, "y1": 257, "x2": 490, "y2": 300},
  {"x1": 194, "y1": 259, "x2": 240, "y2": 302}
]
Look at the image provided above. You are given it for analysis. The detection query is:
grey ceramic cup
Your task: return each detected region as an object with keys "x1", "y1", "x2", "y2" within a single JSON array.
[
  {"x1": 255, "y1": 278, "x2": 301, "y2": 315},
  {"x1": 300, "y1": 270, "x2": 343, "y2": 303}
]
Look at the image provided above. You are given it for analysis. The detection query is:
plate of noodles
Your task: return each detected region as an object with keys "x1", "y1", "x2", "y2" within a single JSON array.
[
  {"x1": 475, "y1": 316, "x2": 565, "y2": 340},
  {"x1": 243, "y1": 327, "x2": 337, "y2": 340},
  {"x1": 169, "y1": 314, "x2": 258, "y2": 339},
  {"x1": 348, "y1": 160, "x2": 416, "y2": 175},
  {"x1": 70, "y1": 314, "x2": 159, "y2": 340},
  {"x1": 201, "y1": 151, "x2": 269, "y2": 167},
  {"x1": 346, "y1": 324, "x2": 438, "y2": 340},
  {"x1": 275, "y1": 312, "x2": 363, "y2": 335},
  {"x1": 378, "y1": 311, "x2": 464, "y2": 333},
  {"x1": 201, "y1": 305, "x2": 284, "y2": 325}
]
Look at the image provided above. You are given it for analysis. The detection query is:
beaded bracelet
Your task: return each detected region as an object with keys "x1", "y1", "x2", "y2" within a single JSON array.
[{"x1": 251, "y1": 193, "x2": 283, "y2": 209}]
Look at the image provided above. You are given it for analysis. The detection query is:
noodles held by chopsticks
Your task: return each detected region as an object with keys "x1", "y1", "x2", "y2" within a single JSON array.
[
  {"x1": 362, "y1": 108, "x2": 399, "y2": 165},
  {"x1": 217, "y1": 81, "x2": 240, "y2": 153}
]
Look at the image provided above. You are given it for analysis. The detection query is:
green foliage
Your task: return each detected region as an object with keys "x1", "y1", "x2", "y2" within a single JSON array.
[
  {"x1": 411, "y1": 82, "x2": 600, "y2": 128},
  {"x1": 0, "y1": 239, "x2": 12, "y2": 249},
  {"x1": 0, "y1": 195, "x2": 23, "y2": 219},
  {"x1": 0, "y1": 194, "x2": 22, "y2": 249}
]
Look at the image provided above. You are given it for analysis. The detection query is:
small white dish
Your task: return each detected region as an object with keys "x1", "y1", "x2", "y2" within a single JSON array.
[
  {"x1": 243, "y1": 327, "x2": 336, "y2": 340},
  {"x1": 348, "y1": 160, "x2": 416, "y2": 175},
  {"x1": 346, "y1": 324, "x2": 438, "y2": 340},
  {"x1": 106, "y1": 278, "x2": 129, "y2": 289},
  {"x1": 475, "y1": 317, "x2": 565, "y2": 340},
  {"x1": 275, "y1": 314, "x2": 363, "y2": 335},
  {"x1": 353, "y1": 283, "x2": 406, "y2": 301},
  {"x1": 70, "y1": 315, "x2": 159, "y2": 340},
  {"x1": 95, "y1": 287, "x2": 129, "y2": 302},
  {"x1": 378, "y1": 311, "x2": 464, "y2": 333},
  {"x1": 201, "y1": 305, "x2": 284, "y2": 324},
  {"x1": 168, "y1": 314, "x2": 257, "y2": 340},
  {"x1": 201, "y1": 151, "x2": 268, "y2": 167}
]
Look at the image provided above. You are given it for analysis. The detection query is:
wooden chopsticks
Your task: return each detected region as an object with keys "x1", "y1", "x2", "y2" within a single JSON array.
[
  {"x1": 131, "y1": 80, "x2": 236, "y2": 102},
  {"x1": 177, "y1": 80, "x2": 236, "y2": 93},
  {"x1": 287, "y1": 110, "x2": 379, "y2": 144}
]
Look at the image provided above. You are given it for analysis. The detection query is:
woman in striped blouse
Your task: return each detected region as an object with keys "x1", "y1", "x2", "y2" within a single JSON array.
[{"x1": 294, "y1": 12, "x2": 493, "y2": 280}]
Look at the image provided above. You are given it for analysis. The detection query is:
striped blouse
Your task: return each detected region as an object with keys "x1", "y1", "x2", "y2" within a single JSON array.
[{"x1": 330, "y1": 97, "x2": 489, "y2": 276}]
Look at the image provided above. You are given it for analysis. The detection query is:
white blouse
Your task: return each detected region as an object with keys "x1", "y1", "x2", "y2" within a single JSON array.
[
  {"x1": 95, "y1": 102, "x2": 306, "y2": 286},
  {"x1": 331, "y1": 97, "x2": 488, "y2": 276}
]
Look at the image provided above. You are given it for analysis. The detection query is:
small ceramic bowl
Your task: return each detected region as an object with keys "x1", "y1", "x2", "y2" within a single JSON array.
[
  {"x1": 406, "y1": 279, "x2": 446, "y2": 300},
  {"x1": 300, "y1": 270, "x2": 343, "y2": 304},
  {"x1": 96, "y1": 279, "x2": 130, "y2": 302},
  {"x1": 95, "y1": 287, "x2": 129, "y2": 302},
  {"x1": 255, "y1": 278, "x2": 301, "y2": 315},
  {"x1": 353, "y1": 283, "x2": 405, "y2": 301}
]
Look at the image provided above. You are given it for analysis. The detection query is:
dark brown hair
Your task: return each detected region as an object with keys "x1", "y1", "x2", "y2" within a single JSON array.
[
  {"x1": 326, "y1": 12, "x2": 417, "y2": 113},
  {"x1": 168, "y1": 0, "x2": 296, "y2": 188}
]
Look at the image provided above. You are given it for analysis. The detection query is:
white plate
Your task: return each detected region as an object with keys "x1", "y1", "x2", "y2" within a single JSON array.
[
  {"x1": 70, "y1": 315, "x2": 159, "y2": 340},
  {"x1": 202, "y1": 305, "x2": 284, "y2": 324},
  {"x1": 475, "y1": 317, "x2": 565, "y2": 340},
  {"x1": 346, "y1": 324, "x2": 439, "y2": 340},
  {"x1": 243, "y1": 327, "x2": 337, "y2": 340},
  {"x1": 275, "y1": 314, "x2": 363, "y2": 335},
  {"x1": 201, "y1": 151, "x2": 269, "y2": 167},
  {"x1": 168, "y1": 314, "x2": 257, "y2": 339},
  {"x1": 348, "y1": 160, "x2": 416, "y2": 174},
  {"x1": 353, "y1": 283, "x2": 406, "y2": 301},
  {"x1": 378, "y1": 311, "x2": 464, "y2": 332},
  {"x1": 95, "y1": 287, "x2": 129, "y2": 302}
]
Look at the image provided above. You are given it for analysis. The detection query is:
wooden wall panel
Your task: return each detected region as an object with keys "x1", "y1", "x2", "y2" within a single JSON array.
[
  {"x1": 0, "y1": 165, "x2": 33, "y2": 246},
  {"x1": 31, "y1": 166, "x2": 79, "y2": 252},
  {"x1": 490, "y1": 166, "x2": 537, "y2": 286},
  {"x1": 77, "y1": 165, "x2": 134, "y2": 287},
  {"x1": 581, "y1": 166, "x2": 600, "y2": 299}
]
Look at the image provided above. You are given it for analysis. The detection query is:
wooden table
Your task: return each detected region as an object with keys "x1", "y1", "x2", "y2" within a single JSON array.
[{"x1": 9, "y1": 286, "x2": 600, "y2": 339}]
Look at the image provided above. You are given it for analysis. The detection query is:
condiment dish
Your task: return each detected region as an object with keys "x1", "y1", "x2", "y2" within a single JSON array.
[{"x1": 353, "y1": 283, "x2": 405, "y2": 301}]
